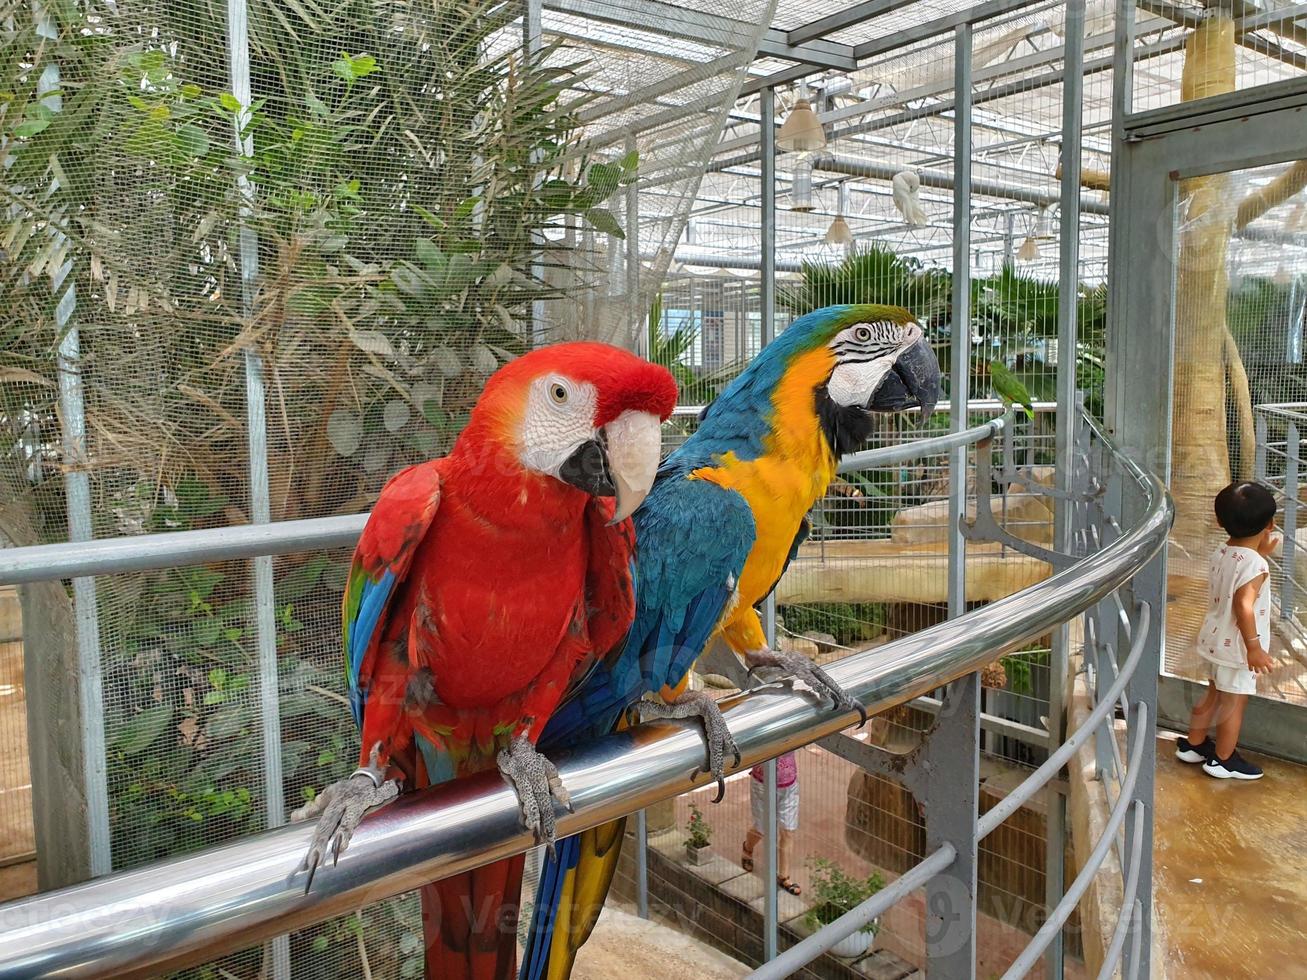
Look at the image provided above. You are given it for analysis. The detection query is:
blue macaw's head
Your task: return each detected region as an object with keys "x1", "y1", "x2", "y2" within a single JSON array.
[{"x1": 693, "y1": 304, "x2": 942, "y2": 460}]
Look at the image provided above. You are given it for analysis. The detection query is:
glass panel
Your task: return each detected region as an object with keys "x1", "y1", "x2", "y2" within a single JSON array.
[{"x1": 1166, "y1": 158, "x2": 1307, "y2": 707}]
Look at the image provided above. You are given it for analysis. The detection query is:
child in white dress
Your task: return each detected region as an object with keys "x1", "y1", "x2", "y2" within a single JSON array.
[{"x1": 1175, "y1": 482, "x2": 1278, "y2": 780}]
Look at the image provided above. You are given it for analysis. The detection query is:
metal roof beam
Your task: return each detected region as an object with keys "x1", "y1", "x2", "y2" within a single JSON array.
[
  {"x1": 544, "y1": 0, "x2": 857, "y2": 70},
  {"x1": 852, "y1": 0, "x2": 1038, "y2": 60},
  {"x1": 786, "y1": 0, "x2": 924, "y2": 47}
]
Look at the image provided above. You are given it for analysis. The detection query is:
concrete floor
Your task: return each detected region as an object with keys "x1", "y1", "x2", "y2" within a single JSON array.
[{"x1": 1154, "y1": 732, "x2": 1307, "y2": 980}]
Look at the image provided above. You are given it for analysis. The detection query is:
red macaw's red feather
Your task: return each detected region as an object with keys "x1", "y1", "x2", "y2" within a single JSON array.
[{"x1": 341, "y1": 342, "x2": 676, "y2": 980}]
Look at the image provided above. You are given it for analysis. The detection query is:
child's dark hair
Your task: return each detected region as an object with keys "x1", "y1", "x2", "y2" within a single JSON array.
[{"x1": 1214, "y1": 482, "x2": 1277, "y2": 538}]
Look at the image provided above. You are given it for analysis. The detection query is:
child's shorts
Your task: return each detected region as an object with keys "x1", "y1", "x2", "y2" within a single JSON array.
[
  {"x1": 1210, "y1": 662, "x2": 1257, "y2": 695},
  {"x1": 750, "y1": 779, "x2": 800, "y2": 832}
]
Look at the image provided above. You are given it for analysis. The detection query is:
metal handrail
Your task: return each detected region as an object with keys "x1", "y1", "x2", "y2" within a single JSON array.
[
  {"x1": 0, "y1": 513, "x2": 367, "y2": 585},
  {"x1": 838, "y1": 410, "x2": 1010, "y2": 473},
  {"x1": 0, "y1": 412, "x2": 1012, "y2": 587},
  {"x1": 0, "y1": 422, "x2": 1171, "y2": 980}
]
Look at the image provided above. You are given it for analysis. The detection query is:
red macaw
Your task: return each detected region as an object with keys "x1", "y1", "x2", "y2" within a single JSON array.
[{"x1": 293, "y1": 341, "x2": 677, "y2": 980}]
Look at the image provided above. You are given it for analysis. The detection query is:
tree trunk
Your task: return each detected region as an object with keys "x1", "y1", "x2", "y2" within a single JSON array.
[{"x1": 1169, "y1": 13, "x2": 1237, "y2": 656}]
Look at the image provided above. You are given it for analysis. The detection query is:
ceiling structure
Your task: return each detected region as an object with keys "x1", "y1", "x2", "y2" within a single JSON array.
[{"x1": 568, "y1": 0, "x2": 1307, "y2": 282}]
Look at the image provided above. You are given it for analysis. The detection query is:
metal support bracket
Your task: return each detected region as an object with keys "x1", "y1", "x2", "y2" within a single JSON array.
[
  {"x1": 819, "y1": 732, "x2": 929, "y2": 799},
  {"x1": 962, "y1": 435, "x2": 1078, "y2": 571}
]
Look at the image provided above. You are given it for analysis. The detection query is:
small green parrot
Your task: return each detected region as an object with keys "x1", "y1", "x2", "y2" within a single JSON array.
[{"x1": 988, "y1": 358, "x2": 1035, "y2": 419}]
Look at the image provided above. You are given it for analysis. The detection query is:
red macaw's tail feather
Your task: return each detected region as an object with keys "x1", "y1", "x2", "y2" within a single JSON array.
[{"x1": 421, "y1": 855, "x2": 525, "y2": 980}]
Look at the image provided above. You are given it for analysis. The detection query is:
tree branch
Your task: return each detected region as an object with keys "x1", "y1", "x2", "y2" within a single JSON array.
[{"x1": 1235, "y1": 160, "x2": 1307, "y2": 231}]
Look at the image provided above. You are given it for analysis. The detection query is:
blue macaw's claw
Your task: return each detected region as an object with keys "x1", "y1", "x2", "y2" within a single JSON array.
[{"x1": 867, "y1": 336, "x2": 941, "y2": 423}]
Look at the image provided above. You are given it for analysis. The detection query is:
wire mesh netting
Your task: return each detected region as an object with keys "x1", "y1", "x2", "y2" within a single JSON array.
[
  {"x1": 1, "y1": 0, "x2": 772, "y2": 974},
  {"x1": 1128, "y1": 1, "x2": 1307, "y2": 114}
]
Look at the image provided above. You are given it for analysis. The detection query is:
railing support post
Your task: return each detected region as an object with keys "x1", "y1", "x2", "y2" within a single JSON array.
[
  {"x1": 633, "y1": 807, "x2": 649, "y2": 919},
  {"x1": 1283, "y1": 421, "x2": 1299, "y2": 621},
  {"x1": 924, "y1": 23, "x2": 979, "y2": 979}
]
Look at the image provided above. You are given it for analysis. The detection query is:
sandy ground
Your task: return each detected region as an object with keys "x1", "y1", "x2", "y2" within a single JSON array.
[
  {"x1": 1154, "y1": 732, "x2": 1307, "y2": 979},
  {"x1": 572, "y1": 905, "x2": 749, "y2": 980}
]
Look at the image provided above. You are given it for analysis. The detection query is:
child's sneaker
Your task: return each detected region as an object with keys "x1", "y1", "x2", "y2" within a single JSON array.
[
  {"x1": 1175, "y1": 736, "x2": 1215, "y2": 764},
  {"x1": 1203, "y1": 750, "x2": 1264, "y2": 780}
]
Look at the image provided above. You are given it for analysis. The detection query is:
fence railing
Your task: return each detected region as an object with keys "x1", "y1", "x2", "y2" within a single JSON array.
[
  {"x1": 0, "y1": 403, "x2": 1169, "y2": 979},
  {"x1": 1249, "y1": 402, "x2": 1307, "y2": 705}
]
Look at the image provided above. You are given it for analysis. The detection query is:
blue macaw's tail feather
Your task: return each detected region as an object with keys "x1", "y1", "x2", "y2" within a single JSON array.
[
  {"x1": 520, "y1": 819, "x2": 628, "y2": 980},
  {"x1": 521, "y1": 833, "x2": 580, "y2": 980}
]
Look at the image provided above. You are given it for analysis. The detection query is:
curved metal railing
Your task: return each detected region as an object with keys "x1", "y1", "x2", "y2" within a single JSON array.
[{"x1": 0, "y1": 407, "x2": 1168, "y2": 979}]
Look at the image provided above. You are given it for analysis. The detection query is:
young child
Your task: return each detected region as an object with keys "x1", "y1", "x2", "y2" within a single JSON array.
[
  {"x1": 1175, "y1": 482, "x2": 1278, "y2": 780},
  {"x1": 741, "y1": 750, "x2": 801, "y2": 895}
]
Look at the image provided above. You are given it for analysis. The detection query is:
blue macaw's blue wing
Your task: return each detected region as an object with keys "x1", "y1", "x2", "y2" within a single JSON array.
[{"x1": 538, "y1": 471, "x2": 755, "y2": 751}]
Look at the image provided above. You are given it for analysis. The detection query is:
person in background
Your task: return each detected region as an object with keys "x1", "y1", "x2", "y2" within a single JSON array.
[
  {"x1": 741, "y1": 750, "x2": 801, "y2": 894},
  {"x1": 1175, "y1": 482, "x2": 1278, "y2": 781}
]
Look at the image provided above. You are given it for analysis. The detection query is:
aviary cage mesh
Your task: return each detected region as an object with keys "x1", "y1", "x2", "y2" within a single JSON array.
[{"x1": 0, "y1": 0, "x2": 772, "y2": 974}]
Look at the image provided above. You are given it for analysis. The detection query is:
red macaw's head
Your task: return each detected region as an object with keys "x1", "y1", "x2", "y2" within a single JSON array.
[{"x1": 459, "y1": 342, "x2": 679, "y2": 522}]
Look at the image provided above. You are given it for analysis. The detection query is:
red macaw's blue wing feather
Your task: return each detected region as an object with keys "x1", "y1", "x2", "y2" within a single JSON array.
[{"x1": 343, "y1": 460, "x2": 443, "y2": 729}]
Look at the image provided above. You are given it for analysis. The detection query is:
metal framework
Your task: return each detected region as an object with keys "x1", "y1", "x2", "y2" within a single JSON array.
[{"x1": 0, "y1": 402, "x2": 1169, "y2": 980}]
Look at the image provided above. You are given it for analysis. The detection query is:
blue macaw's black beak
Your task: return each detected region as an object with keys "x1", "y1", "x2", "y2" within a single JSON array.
[{"x1": 867, "y1": 337, "x2": 941, "y2": 425}]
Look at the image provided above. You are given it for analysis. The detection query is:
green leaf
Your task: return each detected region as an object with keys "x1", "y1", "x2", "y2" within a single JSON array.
[
  {"x1": 114, "y1": 706, "x2": 173, "y2": 755},
  {"x1": 422, "y1": 401, "x2": 448, "y2": 428},
  {"x1": 13, "y1": 104, "x2": 53, "y2": 139},
  {"x1": 583, "y1": 207, "x2": 624, "y2": 240},
  {"x1": 13, "y1": 118, "x2": 50, "y2": 139},
  {"x1": 193, "y1": 617, "x2": 221, "y2": 648},
  {"x1": 218, "y1": 92, "x2": 242, "y2": 113},
  {"x1": 203, "y1": 691, "x2": 224, "y2": 706},
  {"x1": 312, "y1": 936, "x2": 329, "y2": 953},
  {"x1": 349, "y1": 54, "x2": 378, "y2": 78},
  {"x1": 585, "y1": 161, "x2": 623, "y2": 201},
  {"x1": 208, "y1": 668, "x2": 227, "y2": 690},
  {"x1": 180, "y1": 83, "x2": 202, "y2": 100},
  {"x1": 317, "y1": 749, "x2": 336, "y2": 766},
  {"x1": 413, "y1": 238, "x2": 445, "y2": 269},
  {"x1": 175, "y1": 123, "x2": 209, "y2": 158}
]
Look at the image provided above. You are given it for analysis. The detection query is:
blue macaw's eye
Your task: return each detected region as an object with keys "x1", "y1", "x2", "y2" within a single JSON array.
[{"x1": 833, "y1": 321, "x2": 899, "y2": 361}]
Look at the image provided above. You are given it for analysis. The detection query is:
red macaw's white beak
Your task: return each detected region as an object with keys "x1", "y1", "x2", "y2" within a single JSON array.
[{"x1": 602, "y1": 409, "x2": 663, "y2": 524}]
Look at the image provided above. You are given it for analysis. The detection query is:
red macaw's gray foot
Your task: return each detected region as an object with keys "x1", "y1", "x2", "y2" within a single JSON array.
[
  {"x1": 634, "y1": 690, "x2": 742, "y2": 803},
  {"x1": 497, "y1": 734, "x2": 572, "y2": 857},
  {"x1": 745, "y1": 647, "x2": 869, "y2": 728},
  {"x1": 291, "y1": 741, "x2": 400, "y2": 894}
]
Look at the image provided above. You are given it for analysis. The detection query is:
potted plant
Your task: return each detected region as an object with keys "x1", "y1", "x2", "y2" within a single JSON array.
[
  {"x1": 804, "y1": 859, "x2": 885, "y2": 959},
  {"x1": 684, "y1": 804, "x2": 713, "y2": 865}
]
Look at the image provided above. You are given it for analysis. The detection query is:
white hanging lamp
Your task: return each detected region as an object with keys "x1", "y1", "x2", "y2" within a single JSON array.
[
  {"x1": 777, "y1": 86, "x2": 827, "y2": 153},
  {"x1": 825, "y1": 182, "x2": 854, "y2": 247}
]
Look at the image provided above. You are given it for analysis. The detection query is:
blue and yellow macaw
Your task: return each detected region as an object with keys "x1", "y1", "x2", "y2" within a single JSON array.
[{"x1": 519, "y1": 304, "x2": 941, "y2": 980}]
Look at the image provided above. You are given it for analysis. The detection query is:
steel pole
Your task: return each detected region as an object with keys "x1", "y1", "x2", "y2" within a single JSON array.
[
  {"x1": 34, "y1": 0, "x2": 112, "y2": 881},
  {"x1": 1046, "y1": 4, "x2": 1085, "y2": 975},
  {"x1": 224, "y1": 0, "x2": 289, "y2": 974},
  {"x1": 925, "y1": 24, "x2": 979, "y2": 979},
  {"x1": 758, "y1": 84, "x2": 779, "y2": 964}
]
